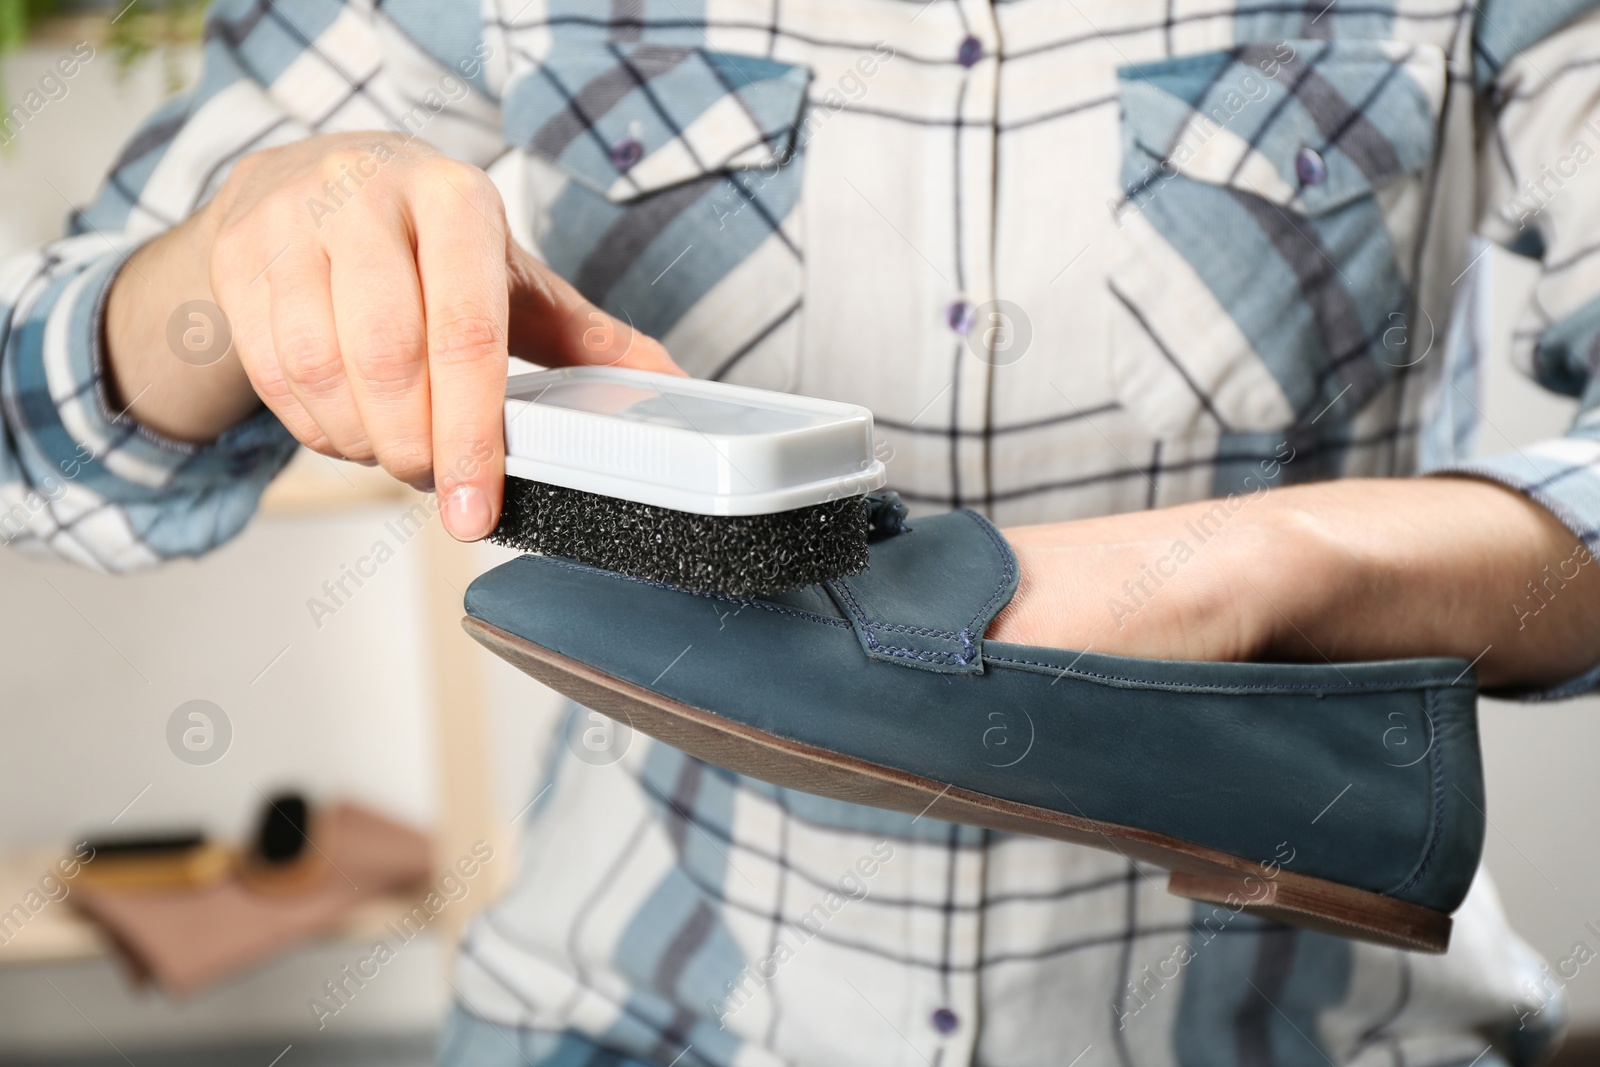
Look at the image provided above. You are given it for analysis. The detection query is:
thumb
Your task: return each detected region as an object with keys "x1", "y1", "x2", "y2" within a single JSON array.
[{"x1": 507, "y1": 243, "x2": 686, "y2": 376}]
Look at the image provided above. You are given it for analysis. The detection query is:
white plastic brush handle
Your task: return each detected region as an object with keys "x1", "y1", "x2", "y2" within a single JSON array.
[{"x1": 503, "y1": 367, "x2": 886, "y2": 516}]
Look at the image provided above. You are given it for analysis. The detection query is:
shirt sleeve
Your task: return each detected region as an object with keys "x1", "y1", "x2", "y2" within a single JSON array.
[
  {"x1": 1437, "y1": 1, "x2": 1600, "y2": 697},
  {"x1": 0, "y1": 0, "x2": 500, "y2": 570}
]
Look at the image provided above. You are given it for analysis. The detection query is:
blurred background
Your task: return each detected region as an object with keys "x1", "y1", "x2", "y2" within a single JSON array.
[{"x1": 1, "y1": 7, "x2": 1598, "y2": 1066}]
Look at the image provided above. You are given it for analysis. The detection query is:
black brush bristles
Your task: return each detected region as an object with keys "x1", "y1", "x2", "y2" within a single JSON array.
[{"x1": 489, "y1": 477, "x2": 871, "y2": 598}]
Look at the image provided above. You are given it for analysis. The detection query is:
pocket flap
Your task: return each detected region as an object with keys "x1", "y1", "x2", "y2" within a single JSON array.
[
  {"x1": 1117, "y1": 40, "x2": 1444, "y2": 216},
  {"x1": 502, "y1": 44, "x2": 810, "y2": 203}
]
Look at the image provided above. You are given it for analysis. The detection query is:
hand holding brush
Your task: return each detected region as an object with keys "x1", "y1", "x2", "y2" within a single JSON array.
[{"x1": 104, "y1": 131, "x2": 681, "y2": 542}]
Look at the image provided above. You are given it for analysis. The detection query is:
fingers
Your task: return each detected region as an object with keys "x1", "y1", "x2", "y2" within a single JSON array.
[
  {"x1": 507, "y1": 244, "x2": 685, "y2": 376},
  {"x1": 412, "y1": 160, "x2": 510, "y2": 540},
  {"x1": 212, "y1": 229, "x2": 336, "y2": 458},
  {"x1": 329, "y1": 211, "x2": 433, "y2": 490},
  {"x1": 270, "y1": 245, "x2": 373, "y2": 461}
]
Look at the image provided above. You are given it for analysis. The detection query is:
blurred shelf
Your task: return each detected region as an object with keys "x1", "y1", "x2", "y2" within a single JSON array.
[{"x1": 0, "y1": 849, "x2": 427, "y2": 968}]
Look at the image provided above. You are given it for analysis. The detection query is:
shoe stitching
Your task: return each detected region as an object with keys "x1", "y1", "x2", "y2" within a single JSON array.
[
  {"x1": 524, "y1": 556, "x2": 850, "y2": 629},
  {"x1": 826, "y1": 510, "x2": 1015, "y2": 667},
  {"x1": 871, "y1": 642, "x2": 970, "y2": 666},
  {"x1": 874, "y1": 623, "x2": 967, "y2": 639},
  {"x1": 828, "y1": 578, "x2": 977, "y2": 664},
  {"x1": 984, "y1": 654, "x2": 1468, "y2": 692},
  {"x1": 960, "y1": 510, "x2": 1018, "y2": 633},
  {"x1": 1390, "y1": 689, "x2": 1449, "y2": 900}
]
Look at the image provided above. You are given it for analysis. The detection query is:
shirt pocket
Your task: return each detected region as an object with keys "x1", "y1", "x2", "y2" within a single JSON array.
[
  {"x1": 502, "y1": 44, "x2": 811, "y2": 387},
  {"x1": 1106, "y1": 40, "x2": 1447, "y2": 437}
]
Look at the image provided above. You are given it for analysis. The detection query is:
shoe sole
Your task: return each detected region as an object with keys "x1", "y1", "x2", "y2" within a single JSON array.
[{"x1": 465, "y1": 617, "x2": 1451, "y2": 954}]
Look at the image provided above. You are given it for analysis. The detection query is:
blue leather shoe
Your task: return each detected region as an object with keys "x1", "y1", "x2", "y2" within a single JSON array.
[{"x1": 464, "y1": 508, "x2": 1484, "y2": 953}]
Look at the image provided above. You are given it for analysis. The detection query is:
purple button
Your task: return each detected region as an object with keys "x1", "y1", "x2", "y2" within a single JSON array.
[
  {"x1": 611, "y1": 136, "x2": 644, "y2": 172},
  {"x1": 957, "y1": 35, "x2": 983, "y2": 67},
  {"x1": 946, "y1": 300, "x2": 975, "y2": 334},
  {"x1": 932, "y1": 1007, "x2": 959, "y2": 1034},
  {"x1": 1295, "y1": 146, "x2": 1327, "y2": 187}
]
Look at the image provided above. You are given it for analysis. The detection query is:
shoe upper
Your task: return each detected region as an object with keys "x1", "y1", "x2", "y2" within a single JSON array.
[{"x1": 465, "y1": 508, "x2": 1486, "y2": 914}]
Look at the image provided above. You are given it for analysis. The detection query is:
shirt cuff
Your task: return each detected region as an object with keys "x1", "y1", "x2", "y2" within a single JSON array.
[
  {"x1": 1, "y1": 238, "x2": 297, "y2": 567},
  {"x1": 1430, "y1": 440, "x2": 1600, "y2": 700}
]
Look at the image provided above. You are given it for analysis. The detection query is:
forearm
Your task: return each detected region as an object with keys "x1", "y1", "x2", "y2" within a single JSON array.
[
  {"x1": 994, "y1": 475, "x2": 1600, "y2": 693},
  {"x1": 104, "y1": 204, "x2": 262, "y2": 445},
  {"x1": 1254, "y1": 477, "x2": 1600, "y2": 691}
]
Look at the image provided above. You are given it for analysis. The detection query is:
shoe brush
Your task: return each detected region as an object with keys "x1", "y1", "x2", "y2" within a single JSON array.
[{"x1": 489, "y1": 367, "x2": 895, "y2": 597}]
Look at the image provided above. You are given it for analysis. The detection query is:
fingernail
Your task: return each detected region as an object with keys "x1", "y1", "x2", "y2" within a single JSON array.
[{"x1": 444, "y1": 485, "x2": 493, "y2": 540}]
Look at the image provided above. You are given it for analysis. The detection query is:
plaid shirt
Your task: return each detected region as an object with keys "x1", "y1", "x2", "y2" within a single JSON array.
[{"x1": 6, "y1": 0, "x2": 1600, "y2": 1063}]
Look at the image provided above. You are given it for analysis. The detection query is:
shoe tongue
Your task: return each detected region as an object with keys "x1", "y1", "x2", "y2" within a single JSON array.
[{"x1": 824, "y1": 509, "x2": 1018, "y2": 675}]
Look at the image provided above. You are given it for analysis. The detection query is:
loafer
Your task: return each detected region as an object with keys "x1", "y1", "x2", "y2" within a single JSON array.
[{"x1": 463, "y1": 508, "x2": 1485, "y2": 953}]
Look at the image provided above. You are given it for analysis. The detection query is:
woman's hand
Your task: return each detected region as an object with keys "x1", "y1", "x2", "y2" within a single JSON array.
[
  {"x1": 988, "y1": 476, "x2": 1600, "y2": 691},
  {"x1": 105, "y1": 132, "x2": 680, "y2": 540}
]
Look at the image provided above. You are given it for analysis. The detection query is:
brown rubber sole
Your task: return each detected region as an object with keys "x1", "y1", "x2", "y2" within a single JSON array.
[{"x1": 465, "y1": 616, "x2": 1452, "y2": 953}]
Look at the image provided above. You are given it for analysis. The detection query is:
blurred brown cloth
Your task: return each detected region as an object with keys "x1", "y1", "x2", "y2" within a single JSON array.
[{"x1": 72, "y1": 802, "x2": 430, "y2": 996}]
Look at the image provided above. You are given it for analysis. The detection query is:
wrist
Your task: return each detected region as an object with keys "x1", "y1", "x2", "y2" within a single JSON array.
[
  {"x1": 105, "y1": 203, "x2": 260, "y2": 444},
  {"x1": 1236, "y1": 486, "x2": 1385, "y2": 664}
]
